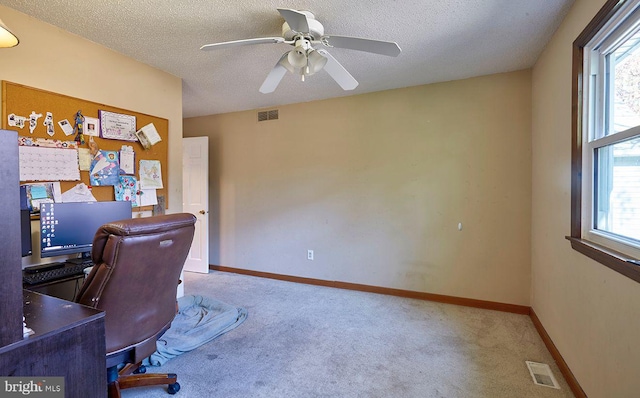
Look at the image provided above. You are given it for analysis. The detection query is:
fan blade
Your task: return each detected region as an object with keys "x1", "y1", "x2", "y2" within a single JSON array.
[
  {"x1": 317, "y1": 50, "x2": 358, "y2": 91},
  {"x1": 259, "y1": 54, "x2": 290, "y2": 94},
  {"x1": 200, "y1": 37, "x2": 285, "y2": 51},
  {"x1": 321, "y1": 35, "x2": 401, "y2": 57},
  {"x1": 277, "y1": 8, "x2": 310, "y2": 33}
]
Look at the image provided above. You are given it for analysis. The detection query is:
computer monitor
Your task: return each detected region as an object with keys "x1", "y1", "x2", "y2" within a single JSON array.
[
  {"x1": 40, "y1": 201, "x2": 132, "y2": 259},
  {"x1": 21, "y1": 209, "x2": 32, "y2": 257}
]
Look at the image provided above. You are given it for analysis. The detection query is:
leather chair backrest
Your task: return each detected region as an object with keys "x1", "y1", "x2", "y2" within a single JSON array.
[{"x1": 76, "y1": 213, "x2": 196, "y2": 360}]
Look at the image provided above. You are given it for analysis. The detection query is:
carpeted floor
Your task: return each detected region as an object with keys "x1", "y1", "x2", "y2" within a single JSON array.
[{"x1": 121, "y1": 271, "x2": 574, "y2": 398}]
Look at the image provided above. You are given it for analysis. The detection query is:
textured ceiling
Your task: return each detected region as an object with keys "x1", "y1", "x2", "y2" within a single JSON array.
[{"x1": 0, "y1": 0, "x2": 574, "y2": 118}]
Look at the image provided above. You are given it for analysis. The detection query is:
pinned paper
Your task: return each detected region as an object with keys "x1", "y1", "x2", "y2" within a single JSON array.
[
  {"x1": 139, "y1": 159, "x2": 163, "y2": 189},
  {"x1": 77, "y1": 148, "x2": 92, "y2": 171},
  {"x1": 18, "y1": 136, "x2": 78, "y2": 149},
  {"x1": 19, "y1": 146, "x2": 80, "y2": 181},
  {"x1": 30, "y1": 185, "x2": 49, "y2": 199},
  {"x1": 140, "y1": 189, "x2": 158, "y2": 206},
  {"x1": 22, "y1": 182, "x2": 62, "y2": 212},
  {"x1": 29, "y1": 111, "x2": 42, "y2": 134},
  {"x1": 115, "y1": 175, "x2": 139, "y2": 207},
  {"x1": 90, "y1": 150, "x2": 120, "y2": 186},
  {"x1": 8, "y1": 113, "x2": 26, "y2": 129},
  {"x1": 58, "y1": 119, "x2": 74, "y2": 136},
  {"x1": 84, "y1": 116, "x2": 100, "y2": 137},
  {"x1": 43, "y1": 112, "x2": 54, "y2": 136},
  {"x1": 119, "y1": 145, "x2": 135, "y2": 175},
  {"x1": 135, "y1": 123, "x2": 162, "y2": 149},
  {"x1": 61, "y1": 183, "x2": 97, "y2": 203}
]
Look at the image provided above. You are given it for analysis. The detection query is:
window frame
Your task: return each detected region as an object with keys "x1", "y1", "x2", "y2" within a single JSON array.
[{"x1": 570, "y1": 0, "x2": 640, "y2": 283}]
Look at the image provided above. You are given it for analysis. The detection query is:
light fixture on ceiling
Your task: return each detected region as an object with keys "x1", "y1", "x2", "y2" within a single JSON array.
[
  {"x1": 0, "y1": 19, "x2": 19, "y2": 48},
  {"x1": 306, "y1": 49, "x2": 327, "y2": 75},
  {"x1": 287, "y1": 40, "x2": 308, "y2": 68},
  {"x1": 283, "y1": 37, "x2": 328, "y2": 82},
  {"x1": 201, "y1": 8, "x2": 401, "y2": 93}
]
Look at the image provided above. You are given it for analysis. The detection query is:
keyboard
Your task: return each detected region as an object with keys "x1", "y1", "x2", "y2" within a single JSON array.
[
  {"x1": 66, "y1": 258, "x2": 95, "y2": 267},
  {"x1": 23, "y1": 262, "x2": 92, "y2": 285}
]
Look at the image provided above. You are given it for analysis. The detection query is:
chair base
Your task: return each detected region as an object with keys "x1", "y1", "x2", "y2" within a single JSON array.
[{"x1": 107, "y1": 362, "x2": 179, "y2": 398}]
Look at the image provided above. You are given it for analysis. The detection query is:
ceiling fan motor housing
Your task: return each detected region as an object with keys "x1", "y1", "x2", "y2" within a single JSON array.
[{"x1": 282, "y1": 11, "x2": 324, "y2": 40}]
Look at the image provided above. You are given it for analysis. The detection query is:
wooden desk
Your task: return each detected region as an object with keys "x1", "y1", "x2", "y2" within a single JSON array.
[
  {"x1": 24, "y1": 274, "x2": 85, "y2": 302},
  {"x1": 0, "y1": 291, "x2": 107, "y2": 398}
]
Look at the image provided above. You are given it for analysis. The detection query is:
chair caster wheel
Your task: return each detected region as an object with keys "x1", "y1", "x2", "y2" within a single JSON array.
[
  {"x1": 133, "y1": 365, "x2": 146, "y2": 374},
  {"x1": 167, "y1": 382, "x2": 180, "y2": 394}
]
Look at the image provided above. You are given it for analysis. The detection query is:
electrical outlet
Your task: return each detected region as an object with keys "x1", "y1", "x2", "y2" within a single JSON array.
[{"x1": 307, "y1": 250, "x2": 314, "y2": 260}]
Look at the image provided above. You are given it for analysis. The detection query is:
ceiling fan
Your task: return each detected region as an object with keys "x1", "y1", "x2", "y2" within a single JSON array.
[{"x1": 200, "y1": 8, "x2": 402, "y2": 93}]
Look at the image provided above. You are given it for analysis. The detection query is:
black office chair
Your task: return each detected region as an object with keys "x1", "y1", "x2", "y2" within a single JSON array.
[{"x1": 75, "y1": 213, "x2": 196, "y2": 398}]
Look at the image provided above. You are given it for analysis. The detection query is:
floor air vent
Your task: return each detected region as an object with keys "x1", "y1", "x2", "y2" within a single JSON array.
[
  {"x1": 526, "y1": 361, "x2": 560, "y2": 389},
  {"x1": 258, "y1": 109, "x2": 278, "y2": 122}
]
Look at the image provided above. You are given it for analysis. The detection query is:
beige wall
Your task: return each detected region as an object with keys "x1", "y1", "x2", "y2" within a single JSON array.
[
  {"x1": 532, "y1": 0, "x2": 640, "y2": 397},
  {"x1": 1, "y1": 6, "x2": 185, "y2": 295},
  {"x1": 184, "y1": 70, "x2": 532, "y2": 306},
  {"x1": 0, "y1": 6, "x2": 183, "y2": 214}
]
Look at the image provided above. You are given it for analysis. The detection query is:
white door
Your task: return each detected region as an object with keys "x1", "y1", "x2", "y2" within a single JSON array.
[{"x1": 182, "y1": 136, "x2": 209, "y2": 273}]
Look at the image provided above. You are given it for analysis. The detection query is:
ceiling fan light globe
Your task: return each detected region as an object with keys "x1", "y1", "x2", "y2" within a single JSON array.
[
  {"x1": 307, "y1": 50, "x2": 328, "y2": 75},
  {"x1": 288, "y1": 47, "x2": 307, "y2": 68},
  {"x1": 278, "y1": 56, "x2": 296, "y2": 73}
]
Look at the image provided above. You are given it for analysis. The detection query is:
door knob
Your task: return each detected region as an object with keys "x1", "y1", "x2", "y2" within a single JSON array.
[{"x1": 199, "y1": 210, "x2": 207, "y2": 214}]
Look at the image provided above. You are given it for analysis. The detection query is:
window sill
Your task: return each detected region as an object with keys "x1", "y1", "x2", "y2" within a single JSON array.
[{"x1": 566, "y1": 237, "x2": 640, "y2": 283}]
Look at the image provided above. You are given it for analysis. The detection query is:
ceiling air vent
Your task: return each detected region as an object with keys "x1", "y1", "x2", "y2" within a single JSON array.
[{"x1": 258, "y1": 109, "x2": 278, "y2": 122}]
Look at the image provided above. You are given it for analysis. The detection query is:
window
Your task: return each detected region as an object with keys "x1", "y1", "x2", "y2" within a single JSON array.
[{"x1": 571, "y1": 0, "x2": 640, "y2": 282}]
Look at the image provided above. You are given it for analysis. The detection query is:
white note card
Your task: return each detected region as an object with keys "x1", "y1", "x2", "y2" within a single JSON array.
[
  {"x1": 119, "y1": 145, "x2": 135, "y2": 175},
  {"x1": 140, "y1": 189, "x2": 158, "y2": 206},
  {"x1": 135, "y1": 123, "x2": 162, "y2": 149}
]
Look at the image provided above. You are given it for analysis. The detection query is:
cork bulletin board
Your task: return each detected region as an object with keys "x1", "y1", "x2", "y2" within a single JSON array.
[{"x1": 1, "y1": 81, "x2": 168, "y2": 211}]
